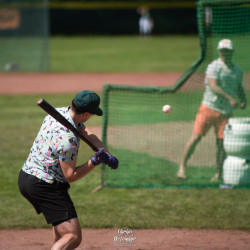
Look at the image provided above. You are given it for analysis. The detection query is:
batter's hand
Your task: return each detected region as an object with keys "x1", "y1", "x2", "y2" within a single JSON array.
[
  {"x1": 90, "y1": 148, "x2": 109, "y2": 166},
  {"x1": 91, "y1": 148, "x2": 119, "y2": 169},
  {"x1": 106, "y1": 153, "x2": 119, "y2": 169}
]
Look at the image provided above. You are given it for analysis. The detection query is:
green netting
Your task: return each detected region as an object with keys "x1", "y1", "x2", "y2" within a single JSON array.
[
  {"x1": 102, "y1": 0, "x2": 250, "y2": 188},
  {"x1": 0, "y1": 0, "x2": 49, "y2": 72}
]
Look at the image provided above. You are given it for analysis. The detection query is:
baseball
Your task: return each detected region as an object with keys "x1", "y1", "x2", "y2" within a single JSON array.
[{"x1": 162, "y1": 105, "x2": 171, "y2": 114}]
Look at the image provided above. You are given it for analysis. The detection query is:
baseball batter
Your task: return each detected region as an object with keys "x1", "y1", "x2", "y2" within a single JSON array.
[{"x1": 18, "y1": 90, "x2": 119, "y2": 249}]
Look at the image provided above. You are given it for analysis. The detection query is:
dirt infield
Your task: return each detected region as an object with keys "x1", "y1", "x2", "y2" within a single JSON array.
[
  {"x1": 1, "y1": 73, "x2": 250, "y2": 249},
  {"x1": 1, "y1": 228, "x2": 250, "y2": 250},
  {"x1": 0, "y1": 72, "x2": 181, "y2": 94}
]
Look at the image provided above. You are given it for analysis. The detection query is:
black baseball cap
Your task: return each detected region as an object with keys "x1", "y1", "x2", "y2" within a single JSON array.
[{"x1": 73, "y1": 90, "x2": 103, "y2": 116}]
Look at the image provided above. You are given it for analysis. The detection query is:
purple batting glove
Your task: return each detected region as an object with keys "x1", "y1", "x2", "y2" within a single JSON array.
[
  {"x1": 90, "y1": 148, "x2": 109, "y2": 166},
  {"x1": 106, "y1": 153, "x2": 119, "y2": 169}
]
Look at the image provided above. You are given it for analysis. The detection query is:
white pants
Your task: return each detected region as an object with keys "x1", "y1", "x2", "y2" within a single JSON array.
[{"x1": 139, "y1": 17, "x2": 152, "y2": 34}]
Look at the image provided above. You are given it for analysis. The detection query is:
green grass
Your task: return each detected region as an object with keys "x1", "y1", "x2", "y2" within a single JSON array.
[
  {"x1": 0, "y1": 37, "x2": 48, "y2": 72},
  {"x1": 107, "y1": 90, "x2": 203, "y2": 125},
  {"x1": 50, "y1": 35, "x2": 200, "y2": 72},
  {"x1": 1, "y1": 35, "x2": 250, "y2": 230},
  {"x1": 103, "y1": 149, "x2": 219, "y2": 188},
  {"x1": 1, "y1": 94, "x2": 250, "y2": 230}
]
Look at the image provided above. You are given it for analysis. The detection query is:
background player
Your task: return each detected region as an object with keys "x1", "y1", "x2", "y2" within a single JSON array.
[
  {"x1": 177, "y1": 39, "x2": 247, "y2": 181},
  {"x1": 137, "y1": 6, "x2": 154, "y2": 38}
]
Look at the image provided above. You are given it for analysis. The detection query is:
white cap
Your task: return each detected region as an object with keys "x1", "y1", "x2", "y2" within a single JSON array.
[{"x1": 217, "y1": 39, "x2": 233, "y2": 50}]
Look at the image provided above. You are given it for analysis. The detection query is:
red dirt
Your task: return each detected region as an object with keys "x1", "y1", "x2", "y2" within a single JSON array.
[
  {"x1": 1, "y1": 228, "x2": 250, "y2": 250},
  {"x1": 0, "y1": 72, "x2": 181, "y2": 94},
  {"x1": 1, "y1": 72, "x2": 249, "y2": 250}
]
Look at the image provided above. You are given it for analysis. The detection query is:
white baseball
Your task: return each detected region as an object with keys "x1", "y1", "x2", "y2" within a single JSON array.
[{"x1": 162, "y1": 105, "x2": 171, "y2": 114}]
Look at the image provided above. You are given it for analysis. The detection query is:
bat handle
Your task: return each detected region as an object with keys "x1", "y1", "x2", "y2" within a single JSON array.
[{"x1": 37, "y1": 98, "x2": 43, "y2": 104}]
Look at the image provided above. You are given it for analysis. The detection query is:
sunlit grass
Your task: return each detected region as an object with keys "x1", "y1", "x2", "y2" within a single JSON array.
[
  {"x1": 1, "y1": 94, "x2": 250, "y2": 229},
  {"x1": 50, "y1": 35, "x2": 200, "y2": 72}
]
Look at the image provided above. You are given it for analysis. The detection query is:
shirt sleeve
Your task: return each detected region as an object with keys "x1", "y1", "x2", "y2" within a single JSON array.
[
  {"x1": 206, "y1": 61, "x2": 219, "y2": 80},
  {"x1": 57, "y1": 134, "x2": 79, "y2": 162}
]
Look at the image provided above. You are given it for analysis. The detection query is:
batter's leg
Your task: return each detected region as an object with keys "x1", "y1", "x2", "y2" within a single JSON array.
[{"x1": 51, "y1": 217, "x2": 82, "y2": 250}]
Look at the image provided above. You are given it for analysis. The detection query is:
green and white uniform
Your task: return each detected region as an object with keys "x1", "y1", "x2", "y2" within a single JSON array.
[{"x1": 202, "y1": 58, "x2": 243, "y2": 115}]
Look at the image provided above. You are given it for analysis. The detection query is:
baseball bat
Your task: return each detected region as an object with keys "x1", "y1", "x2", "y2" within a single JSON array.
[{"x1": 37, "y1": 98, "x2": 98, "y2": 152}]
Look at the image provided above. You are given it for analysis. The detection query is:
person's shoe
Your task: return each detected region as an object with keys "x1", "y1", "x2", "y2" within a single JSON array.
[{"x1": 177, "y1": 169, "x2": 186, "y2": 179}]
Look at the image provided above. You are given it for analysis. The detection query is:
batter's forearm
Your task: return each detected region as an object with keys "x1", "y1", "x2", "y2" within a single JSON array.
[
  {"x1": 67, "y1": 160, "x2": 95, "y2": 183},
  {"x1": 81, "y1": 127, "x2": 108, "y2": 152},
  {"x1": 88, "y1": 134, "x2": 108, "y2": 151}
]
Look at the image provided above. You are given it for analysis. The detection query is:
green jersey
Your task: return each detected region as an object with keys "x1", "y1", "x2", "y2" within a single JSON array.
[{"x1": 202, "y1": 58, "x2": 243, "y2": 115}]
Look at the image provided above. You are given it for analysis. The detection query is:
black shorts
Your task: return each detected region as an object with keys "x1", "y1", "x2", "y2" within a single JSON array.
[{"x1": 18, "y1": 170, "x2": 78, "y2": 226}]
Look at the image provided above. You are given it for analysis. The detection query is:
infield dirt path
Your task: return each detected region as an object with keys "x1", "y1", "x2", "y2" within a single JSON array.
[
  {"x1": 1, "y1": 228, "x2": 250, "y2": 250},
  {"x1": 1, "y1": 73, "x2": 250, "y2": 249},
  {"x1": 0, "y1": 72, "x2": 181, "y2": 94}
]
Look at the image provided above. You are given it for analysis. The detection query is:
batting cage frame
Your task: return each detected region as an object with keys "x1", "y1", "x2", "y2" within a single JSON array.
[{"x1": 100, "y1": 0, "x2": 250, "y2": 189}]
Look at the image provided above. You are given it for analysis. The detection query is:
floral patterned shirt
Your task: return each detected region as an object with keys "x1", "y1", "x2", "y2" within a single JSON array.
[{"x1": 22, "y1": 107, "x2": 83, "y2": 183}]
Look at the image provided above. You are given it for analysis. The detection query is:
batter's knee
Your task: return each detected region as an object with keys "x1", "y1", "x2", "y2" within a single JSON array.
[
  {"x1": 73, "y1": 228, "x2": 82, "y2": 246},
  {"x1": 65, "y1": 231, "x2": 82, "y2": 249},
  {"x1": 72, "y1": 233, "x2": 82, "y2": 248}
]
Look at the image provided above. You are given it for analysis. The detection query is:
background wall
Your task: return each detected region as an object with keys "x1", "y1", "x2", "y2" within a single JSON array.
[{"x1": 49, "y1": 1, "x2": 198, "y2": 35}]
